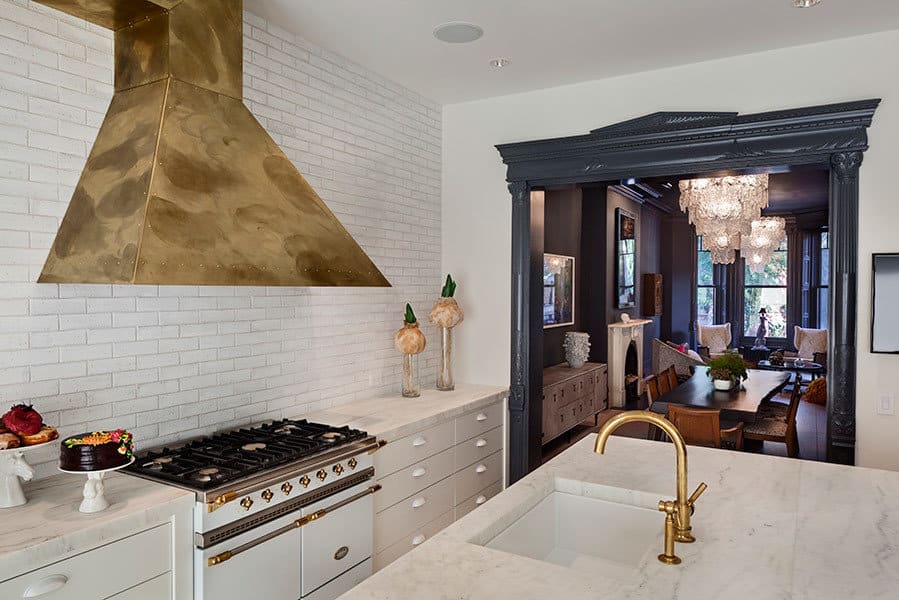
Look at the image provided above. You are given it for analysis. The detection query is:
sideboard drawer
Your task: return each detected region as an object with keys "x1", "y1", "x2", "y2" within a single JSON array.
[
  {"x1": 454, "y1": 450, "x2": 503, "y2": 505},
  {"x1": 375, "y1": 447, "x2": 455, "y2": 513},
  {"x1": 0, "y1": 524, "x2": 171, "y2": 600},
  {"x1": 374, "y1": 475, "x2": 454, "y2": 553},
  {"x1": 374, "y1": 420, "x2": 454, "y2": 478},
  {"x1": 455, "y1": 401, "x2": 503, "y2": 443},
  {"x1": 454, "y1": 425, "x2": 503, "y2": 471}
]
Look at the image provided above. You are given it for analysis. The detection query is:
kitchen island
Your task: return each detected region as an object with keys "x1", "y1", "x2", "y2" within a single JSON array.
[{"x1": 337, "y1": 433, "x2": 899, "y2": 599}]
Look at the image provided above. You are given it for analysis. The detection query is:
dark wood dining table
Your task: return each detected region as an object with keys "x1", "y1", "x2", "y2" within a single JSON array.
[{"x1": 650, "y1": 366, "x2": 791, "y2": 423}]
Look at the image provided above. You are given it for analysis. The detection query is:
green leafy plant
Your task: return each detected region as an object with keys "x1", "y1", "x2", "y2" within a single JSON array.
[
  {"x1": 440, "y1": 274, "x2": 457, "y2": 298},
  {"x1": 404, "y1": 303, "x2": 417, "y2": 324},
  {"x1": 707, "y1": 353, "x2": 748, "y2": 385}
]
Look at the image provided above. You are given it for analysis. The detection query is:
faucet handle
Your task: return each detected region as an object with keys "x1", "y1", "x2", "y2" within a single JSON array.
[{"x1": 687, "y1": 482, "x2": 708, "y2": 514}]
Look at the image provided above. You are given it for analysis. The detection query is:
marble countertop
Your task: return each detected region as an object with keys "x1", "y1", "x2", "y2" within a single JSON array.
[
  {"x1": 338, "y1": 434, "x2": 899, "y2": 599},
  {"x1": 0, "y1": 472, "x2": 193, "y2": 579},
  {"x1": 302, "y1": 384, "x2": 508, "y2": 441}
]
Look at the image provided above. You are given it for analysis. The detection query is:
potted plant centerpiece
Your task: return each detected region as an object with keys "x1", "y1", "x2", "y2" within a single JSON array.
[{"x1": 707, "y1": 352, "x2": 748, "y2": 391}]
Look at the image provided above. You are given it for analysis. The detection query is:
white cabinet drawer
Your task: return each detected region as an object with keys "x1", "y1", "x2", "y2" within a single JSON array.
[
  {"x1": 374, "y1": 420, "x2": 454, "y2": 478},
  {"x1": 454, "y1": 450, "x2": 503, "y2": 505},
  {"x1": 373, "y1": 509, "x2": 454, "y2": 572},
  {"x1": 374, "y1": 475, "x2": 454, "y2": 554},
  {"x1": 375, "y1": 447, "x2": 454, "y2": 513},
  {"x1": 455, "y1": 402, "x2": 503, "y2": 443},
  {"x1": 454, "y1": 425, "x2": 503, "y2": 471},
  {"x1": 0, "y1": 524, "x2": 171, "y2": 600},
  {"x1": 106, "y1": 573, "x2": 171, "y2": 600},
  {"x1": 454, "y1": 480, "x2": 503, "y2": 521}
]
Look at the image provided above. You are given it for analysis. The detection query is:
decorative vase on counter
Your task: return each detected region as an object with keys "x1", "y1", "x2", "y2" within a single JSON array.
[
  {"x1": 563, "y1": 332, "x2": 591, "y2": 369},
  {"x1": 429, "y1": 275, "x2": 464, "y2": 391},
  {"x1": 395, "y1": 304, "x2": 426, "y2": 398}
]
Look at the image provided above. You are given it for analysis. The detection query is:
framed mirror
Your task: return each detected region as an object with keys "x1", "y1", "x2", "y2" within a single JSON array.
[
  {"x1": 615, "y1": 208, "x2": 637, "y2": 309},
  {"x1": 872, "y1": 253, "x2": 899, "y2": 353},
  {"x1": 543, "y1": 253, "x2": 575, "y2": 328}
]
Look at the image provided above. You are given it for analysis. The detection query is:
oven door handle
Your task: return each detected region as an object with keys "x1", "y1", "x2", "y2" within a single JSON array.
[{"x1": 207, "y1": 483, "x2": 382, "y2": 567}]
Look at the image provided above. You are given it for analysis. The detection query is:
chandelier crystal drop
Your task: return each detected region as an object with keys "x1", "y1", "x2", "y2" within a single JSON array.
[
  {"x1": 679, "y1": 174, "x2": 770, "y2": 264},
  {"x1": 741, "y1": 217, "x2": 786, "y2": 273}
]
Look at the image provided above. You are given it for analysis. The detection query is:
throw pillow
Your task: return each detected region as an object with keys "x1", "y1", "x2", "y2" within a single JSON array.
[{"x1": 805, "y1": 377, "x2": 827, "y2": 406}]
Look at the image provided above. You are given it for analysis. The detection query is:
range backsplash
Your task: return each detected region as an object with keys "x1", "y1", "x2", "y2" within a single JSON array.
[{"x1": 0, "y1": 1, "x2": 441, "y2": 478}]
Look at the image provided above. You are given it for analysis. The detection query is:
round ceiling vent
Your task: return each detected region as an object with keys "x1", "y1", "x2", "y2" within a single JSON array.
[{"x1": 433, "y1": 22, "x2": 484, "y2": 44}]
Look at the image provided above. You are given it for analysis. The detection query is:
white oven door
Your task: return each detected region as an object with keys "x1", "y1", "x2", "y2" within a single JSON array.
[
  {"x1": 196, "y1": 509, "x2": 301, "y2": 600},
  {"x1": 301, "y1": 482, "x2": 375, "y2": 598}
]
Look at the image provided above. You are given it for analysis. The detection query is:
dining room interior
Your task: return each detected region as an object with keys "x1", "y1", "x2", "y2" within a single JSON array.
[{"x1": 537, "y1": 163, "x2": 833, "y2": 465}]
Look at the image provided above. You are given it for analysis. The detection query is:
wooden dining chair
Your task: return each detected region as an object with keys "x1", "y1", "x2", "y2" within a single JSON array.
[
  {"x1": 657, "y1": 370, "x2": 673, "y2": 396},
  {"x1": 643, "y1": 374, "x2": 661, "y2": 409},
  {"x1": 667, "y1": 405, "x2": 744, "y2": 450},
  {"x1": 744, "y1": 375, "x2": 801, "y2": 457},
  {"x1": 662, "y1": 365, "x2": 679, "y2": 391}
]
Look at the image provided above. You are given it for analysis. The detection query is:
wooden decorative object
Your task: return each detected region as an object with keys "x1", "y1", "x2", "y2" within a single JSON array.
[{"x1": 641, "y1": 273, "x2": 663, "y2": 317}]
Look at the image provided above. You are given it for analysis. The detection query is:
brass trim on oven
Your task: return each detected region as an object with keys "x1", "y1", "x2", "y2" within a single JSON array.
[
  {"x1": 206, "y1": 491, "x2": 238, "y2": 513},
  {"x1": 206, "y1": 484, "x2": 382, "y2": 567}
]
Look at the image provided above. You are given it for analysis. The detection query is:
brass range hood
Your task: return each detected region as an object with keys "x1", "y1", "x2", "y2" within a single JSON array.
[{"x1": 36, "y1": 0, "x2": 389, "y2": 287}]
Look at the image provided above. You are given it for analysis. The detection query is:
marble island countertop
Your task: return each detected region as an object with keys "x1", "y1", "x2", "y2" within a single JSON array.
[{"x1": 338, "y1": 434, "x2": 899, "y2": 599}]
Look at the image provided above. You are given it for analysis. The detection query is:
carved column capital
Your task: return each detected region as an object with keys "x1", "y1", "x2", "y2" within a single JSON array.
[
  {"x1": 508, "y1": 181, "x2": 530, "y2": 203},
  {"x1": 831, "y1": 151, "x2": 863, "y2": 182}
]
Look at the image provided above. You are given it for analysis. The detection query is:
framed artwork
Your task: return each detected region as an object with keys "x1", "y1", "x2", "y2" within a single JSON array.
[
  {"x1": 543, "y1": 253, "x2": 575, "y2": 328},
  {"x1": 615, "y1": 208, "x2": 637, "y2": 309},
  {"x1": 872, "y1": 253, "x2": 899, "y2": 353}
]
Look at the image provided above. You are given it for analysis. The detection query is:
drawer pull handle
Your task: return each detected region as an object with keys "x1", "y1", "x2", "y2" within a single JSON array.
[
  {"x1": 412, "y1": 437, "x2": 427, "y2": 447},
  {"x1": 23, "y1": 574, "x2": 68, "y2": 598},
  {"x1": 476, "y1": 495, "x2": 487, "y2": 505},
  {"x1": 412, "y1": 467, "x2": 427, "y2": 478},
  {"x1": 411, "y1": 496, "x2": 427, "y2": 508},
  {"x1": 476, "y1": 413, "x2": 488, "y2": 422},
  {"x1": 475, "y1": 464, "x2": 487, "y2": 474},
  {"x1": 412, "y1": 534, "x2": 426, "y2": 546},
  {"x1": 475, "y1": 438, "x2": 487, "y2": 448}
]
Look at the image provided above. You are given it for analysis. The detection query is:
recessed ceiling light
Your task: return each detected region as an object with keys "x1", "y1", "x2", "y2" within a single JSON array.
[
  {"x1": 792, "y1": 0, "x2": 821, "y2": 7},
  {"x1": 433, "y1": 22, "x2": 484, "y2": 44},
  {"x1": 489, "y1": 58, "x2": 511, "y2": 68}
]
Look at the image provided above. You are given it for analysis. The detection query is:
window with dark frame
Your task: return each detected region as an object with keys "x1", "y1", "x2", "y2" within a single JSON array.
[
  {"x1": 817, "y1": 231, "x2": 829, "y2": 329},
  {"x1": 743, "y1": 237, "x2": 788, "y2": 339},
  {"x1": 696, "y1": 236, "x2": 716, "y2": 328}
]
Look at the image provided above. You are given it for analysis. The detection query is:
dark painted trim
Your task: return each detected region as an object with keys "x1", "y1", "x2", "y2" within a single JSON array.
[{"x1": 498, "y1": 100, "x2": 880, "y2": 477}]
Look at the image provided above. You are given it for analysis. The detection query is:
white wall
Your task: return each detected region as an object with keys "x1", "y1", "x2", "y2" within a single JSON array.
[
  {"x1": 443, "y1": 29, "x2": 899, "y2": 470},
  {"x1": 0, "y1": 0, "x2": 441, "y2": 478}
]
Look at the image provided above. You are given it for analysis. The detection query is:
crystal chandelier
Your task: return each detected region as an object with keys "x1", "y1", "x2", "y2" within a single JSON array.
[
  {"x1": 679, "y1": 174, "x2": 770, "y2": 264},
  {"x1": 741, "y1": 217, "x2": 786, "y2": 273}
]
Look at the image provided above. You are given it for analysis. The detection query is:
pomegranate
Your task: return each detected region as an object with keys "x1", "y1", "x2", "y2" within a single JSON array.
[{"x1": 2, "y1": 404, "x2": 43, "y2": 436}]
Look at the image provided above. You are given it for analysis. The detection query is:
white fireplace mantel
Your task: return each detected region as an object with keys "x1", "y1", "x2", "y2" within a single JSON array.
[{"x1": 607, "y1": 318, "x2": 652, "y2": 408}]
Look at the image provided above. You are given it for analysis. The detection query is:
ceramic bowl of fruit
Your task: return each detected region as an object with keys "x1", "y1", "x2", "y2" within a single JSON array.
[{"x1": 0, "y1": 404, "x2": 59, "y2": 450}]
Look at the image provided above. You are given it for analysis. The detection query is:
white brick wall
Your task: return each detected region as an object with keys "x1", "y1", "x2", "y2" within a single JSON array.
[{"x1": 0, "y1": 0, "x2": 442, "y2": 478}]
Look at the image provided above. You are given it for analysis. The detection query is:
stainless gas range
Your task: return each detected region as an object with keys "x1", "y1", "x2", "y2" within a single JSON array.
[{"x1": 125, "y1": 419, "x2": 382, "y2": 600}]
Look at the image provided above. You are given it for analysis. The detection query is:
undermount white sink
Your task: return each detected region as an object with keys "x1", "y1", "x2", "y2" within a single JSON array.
[{"x1": 483, "y1": 489, "x2": 661, "y2": 580}]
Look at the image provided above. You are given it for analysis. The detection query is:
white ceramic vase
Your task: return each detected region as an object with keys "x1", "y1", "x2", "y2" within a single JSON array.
[
  {"x1": 563, "y1": 332, "x2": 591, "y2": 369},
  {"x1": 713, "y1": 379, "x2": 733, "y2": 391}
]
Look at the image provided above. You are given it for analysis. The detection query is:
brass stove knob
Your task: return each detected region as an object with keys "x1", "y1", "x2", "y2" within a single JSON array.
[
  {"x1": 348, "y1": 458, "x2": 358, "y2": 470},
  {"x1": 240, "y1": 496, "x2": 253, "y2": 511},
  {"x1": 281, "y1": 482, "x2": 293, "y2": 496},
  {"x1": 261, "y1": 489, "x2": 274, "y2": 503},
  {"x1": 300, "y1": 475, "x2": 311, "y2": 488},
  {"x1": 333, "y1": 463, "x2": 344, "y2": 475},
  {"x1": 316, "y1": 469, "x2": 327, "y2": 481}
]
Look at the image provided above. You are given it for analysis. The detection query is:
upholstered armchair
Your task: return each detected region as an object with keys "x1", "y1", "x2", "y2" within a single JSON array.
[
  {"x1": 697, "y1": 323, "x2": 732, "y2": 359},
  {"x1": 652, "y1": 339, "x2": 706, "y2": 378},
  {"x1": 789, "y1": 326, "x2": 828, "y2": 362}
]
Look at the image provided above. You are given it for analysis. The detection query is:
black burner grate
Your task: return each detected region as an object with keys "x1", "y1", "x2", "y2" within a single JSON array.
[{"x1": 125, "y1": 419, "x2": 367, "y2": 490}]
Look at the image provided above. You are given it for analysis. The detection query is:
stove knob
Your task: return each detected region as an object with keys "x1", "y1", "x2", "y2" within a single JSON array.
[
  {"x1": 348, "y1": 458, "x2": 358, "y2": 470},
  {"x1": 281, "y1": 482, "x2": 293, "y2": 496},
  {"x1": 240, "y1": 496, "x2": 253, "y2": 511},
  {"x1": 261, "y1": 489, "x2": 274, "y2": 503},
  {"x1": 333, "y1": 463, "x2": 344, "y2": 476},
  {"x1": 316, "y1": 469, "x2": 327, "y2": 481},
  {"x1": 300, "y1": 475, "x2": 311, "y2": 488}
]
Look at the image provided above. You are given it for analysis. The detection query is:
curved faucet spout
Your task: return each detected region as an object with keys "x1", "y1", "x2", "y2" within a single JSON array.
[{"x1": 594, "y1": 411, "x2": 699, "y2": 544}]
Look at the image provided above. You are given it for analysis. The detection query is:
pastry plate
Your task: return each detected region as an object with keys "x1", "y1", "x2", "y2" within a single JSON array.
[{"x1": 0, "y1": 439, "x2": 60, "y2": 455}]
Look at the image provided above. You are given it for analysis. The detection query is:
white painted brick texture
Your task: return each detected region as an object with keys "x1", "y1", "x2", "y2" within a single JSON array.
[{"x1": 0, "y1": 0, "x2": 442, "y2": 478}]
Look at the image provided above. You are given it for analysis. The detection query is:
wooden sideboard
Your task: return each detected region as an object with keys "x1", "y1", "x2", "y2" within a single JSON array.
[{"x1": 541, "y1": 362, "x2": 608, "y2": 444}]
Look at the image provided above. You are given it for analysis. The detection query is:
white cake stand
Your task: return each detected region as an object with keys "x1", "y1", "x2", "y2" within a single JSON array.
[
  {"x1": 0, "y1": 441, "x2": 57, "y2": 508},
  {"x1": 59, "y1": 458, "x2": 135, "y2": 514}
]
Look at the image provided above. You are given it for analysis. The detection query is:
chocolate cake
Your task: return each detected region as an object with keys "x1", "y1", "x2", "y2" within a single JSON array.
[{"x1": 60, "y1": 430, "x2": 133, "y2": 471}]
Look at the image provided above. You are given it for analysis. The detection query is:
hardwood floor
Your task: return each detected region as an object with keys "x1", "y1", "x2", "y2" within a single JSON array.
[{"x1": 541, "y1": 394, "x2": 827, "y2": 465}]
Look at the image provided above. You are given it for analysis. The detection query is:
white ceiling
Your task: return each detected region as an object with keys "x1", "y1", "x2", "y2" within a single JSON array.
[{"x1": 244, "y1": 0, "x2": 899, "y2": 104}]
